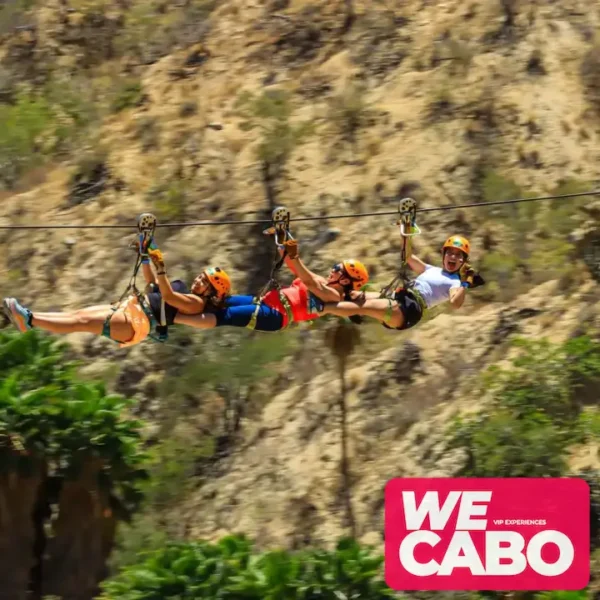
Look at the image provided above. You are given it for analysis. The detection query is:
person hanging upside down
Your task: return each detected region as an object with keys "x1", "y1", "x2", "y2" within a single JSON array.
[
  {"x1": 175, "y1": 237, "x2": 370, "y2": 332},
  {"x1": 319, "y1": 235, "x2": 484, "y2": 330},
  {"x1": 2, "y1": 244, "x2": 232, "y2": 348}
]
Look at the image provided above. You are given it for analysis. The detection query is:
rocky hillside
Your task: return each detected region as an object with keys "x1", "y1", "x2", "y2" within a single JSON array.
[{"x1": 0, "y1": 0, "x2": 599, "y2": 560}]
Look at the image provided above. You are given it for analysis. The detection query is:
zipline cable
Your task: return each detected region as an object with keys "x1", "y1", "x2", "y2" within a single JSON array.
[{"x1": 0, "y1": 189, "x2": 598, "y2": 230}]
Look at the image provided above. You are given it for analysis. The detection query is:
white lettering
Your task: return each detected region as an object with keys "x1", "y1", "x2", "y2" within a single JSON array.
[
  {"x1": 438, "y1": 531, "x2": 485, "y2": 575},
  {"x1": 485, "y1": 531, "x2": 527, "y2": 575},
  {"x1": 456, "y1": 491, "x2": 491, "y2": 530},
  {"x1": 399, "y1": 531, "x2": 441, "y2": 576},
  {"x1": 527, "y1": 531, "x2": 574, "y2": 577},
  {"x1": 398, "y1": 531, "x2": 575, "y2": 576},
  {"x1": 402, "y1": 491, "x2": 462, "y2": 531}
]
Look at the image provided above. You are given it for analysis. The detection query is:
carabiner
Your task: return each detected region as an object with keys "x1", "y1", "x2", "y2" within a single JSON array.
[{"x1": 263, "y1": 206, "x2": 293, "y2": 246}]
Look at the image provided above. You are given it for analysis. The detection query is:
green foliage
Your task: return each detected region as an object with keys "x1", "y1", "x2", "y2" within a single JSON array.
[
  {"x1": 575, "y1": 468, "x2": 600, "y2": 550},
  {"x1": 447, "y1": 336, "x2": 600, "y2": 477},
  {"x1": 0, "y1": 328, "x2": 75, "y2": 392},
  {"x1": 481, "y1": 169, "x2": 522, "y2": 204},
  {"x1": 163, "y1": 330, "x2": 295, "y2": 398},
  {"x1": 114, "y1": 0, "x2": 216, "y2": 65},
  {"x1": 108, "y1": 512, "x2": 170, "y2": 572},
  {"x1": 535, "y1": 593, "x2": 590, "y2": 600},
  {"x1": 476, "y1": 171, "x2": 589, "y2": 299},
  {"x1": 0, "y1": 90, "x2": 55, "y2": 188},
  {"x1": 581, "y1": 44, "x2": 600, "y2": 114},
  {"x1": 100, "y1": 534, "x2": 395, "y2": 599},
  {"x1": 143, "y1": 433, "x2": 215, "y2": 507},
  {"x1": 478, "y1": 251, "x2": 519, "y2": 301},
  {"x1": 111, "y1": 78, "x2": 145, "y2": 113},
  {"x1": 147, "y1": 178, "x2": 188, "y2": 221},
  {"x1": 328, "y1": 82, "x2": 369, "y2": 141},
  {"x1": 44, "y1": 74, "x2": 100, "y2": 150},
  {"x1": 544, "y1": 178, "x2": 590, "y2": 235},
  {"x1": 235, "y1": 89, "x2": 314, "y2": 168},
  {"x1": 0, "y1": 0, "x2": 36, "y2": 35},
  {"x1": 0, "y1": 329, "x2": 149, "y2": 519},
  {"x1": 0, "y1": 76, "x2": 107, "y2": 187}
]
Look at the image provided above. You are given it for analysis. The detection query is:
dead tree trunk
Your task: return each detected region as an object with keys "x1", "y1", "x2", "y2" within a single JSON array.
[
  {"x1": 41, "y1": 457, "x2": 117, "y2": 600},
  {"x1": 325, "y1": 320, "x2": 360, "y2": 538},
  {"x1": 0, "y1": 456, "x2": 46, "y2": 600}
]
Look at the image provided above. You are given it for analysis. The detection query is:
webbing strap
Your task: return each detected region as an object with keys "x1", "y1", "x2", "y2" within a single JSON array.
[
  {"x1": 104, "y1": 213, "x2": 165, "y2": 344},
  {"x1": 247, "y1": 289, "x2": 293, "y2": 331},
  {"x1": 384, "y1": 298, "x2": 394, "y2": 324},
  {"x1": 380, "y1": 198, "x2": 420, "y2": 299}
]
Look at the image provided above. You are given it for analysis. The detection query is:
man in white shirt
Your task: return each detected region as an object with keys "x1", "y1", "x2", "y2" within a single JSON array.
[{"x1": 321, "y1": 235, "x2": 483, "y2": 330}]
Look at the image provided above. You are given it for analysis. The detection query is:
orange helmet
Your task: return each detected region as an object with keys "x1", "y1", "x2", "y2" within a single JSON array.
[
  {"x1": 442, "y1": 235, "x2": 470, "y2": 258},
  {"x1": 342, "y1": 259, "x2": 369, "y2": 290},
  {"x1": 204, "y1": 267, "x2": 231, "y2": 297}
]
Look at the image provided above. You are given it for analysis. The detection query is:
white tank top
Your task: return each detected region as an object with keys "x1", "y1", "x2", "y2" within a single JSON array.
[{"x1": 412, "y1": 265, "x2": 461, "y2": 308}]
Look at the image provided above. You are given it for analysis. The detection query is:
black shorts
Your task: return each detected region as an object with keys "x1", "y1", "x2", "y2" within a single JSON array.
[{"x1": 382, "y1": 288, "x2": 423, "y2": 331}]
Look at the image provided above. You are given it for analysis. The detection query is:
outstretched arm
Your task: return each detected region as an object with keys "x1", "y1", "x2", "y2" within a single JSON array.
[
  {"x1": 138, "y1": 236, "x2": 158, "y2": 285},
  {"x1": 149, "y1": 250, "x2": 206, "y2": 315},
  {"x1": 142, "y1": 262, "x2": 158, "y2": 285},
  {"x1": 448, "y1": 263, "x2": 476, "y2": 310},
  {"x1": 278, "y1": 245, "x2": 299, "y2": 276},
  {"x1": 407, "y1": 254, "x2": 427, "y2": 275},
  {"x1": 284, "y1": 240, "x2": 342, "y2": 302},
  {"x1": 449, "y1": 285, "x2": 466, "y2": 309}
]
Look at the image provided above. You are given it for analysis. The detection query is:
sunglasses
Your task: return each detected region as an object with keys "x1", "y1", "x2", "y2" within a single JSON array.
[
  {"x1": 331, "y1": 264, "x2": 347, "y2": 275},
  {"x1": 331, "y1": 264, "x2": 358, "y2": 285}
]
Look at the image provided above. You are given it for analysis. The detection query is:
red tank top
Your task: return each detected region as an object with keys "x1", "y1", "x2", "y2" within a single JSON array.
[{"x1": 261, "y1": 278, "x2": 319, "y2": 327}]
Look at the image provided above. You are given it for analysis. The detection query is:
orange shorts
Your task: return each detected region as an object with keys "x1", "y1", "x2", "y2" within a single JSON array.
[{"x1": 115, "y1": 295, "x2": 151, "y2": 348}]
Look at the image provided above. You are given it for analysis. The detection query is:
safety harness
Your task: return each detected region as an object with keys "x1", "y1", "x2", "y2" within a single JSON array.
[
  {"x1": 247, "y1": 206, "x2": 295, "y2": 331},
  {"x1": 102, "y1": 213, "x2": 169, "y2": 344},
  {"x1": 378, "y1": 197, "x2": 426, "y2": 326}
]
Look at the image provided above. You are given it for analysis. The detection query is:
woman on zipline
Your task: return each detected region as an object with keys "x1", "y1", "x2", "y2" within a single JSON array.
[
  {"x1": 175, "y1": 237, "x2": 370, "y2": 332},
  {"x1": 318, "y1": 235, "x2": 482, "y2": 330},
  {"x1": 3, "y1": 243, "x2": 232, "y2": 348}
]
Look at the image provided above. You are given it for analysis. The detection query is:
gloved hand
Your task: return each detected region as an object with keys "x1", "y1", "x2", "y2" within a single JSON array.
[
  {"x1": 139, "y1": 235, "x2": 157, "y2": 264},
  {"x1": 470, "y1": 273, "x2": 485, "y2": 289},
  {"x1": 459, "y1": 262, "x2": 475, "y2": 286},
  {"x1": 149, "y1": 248, "x2": 165, "y2": 271},
  {"x1": 283, "y1": 239, "x2": 299, "y2": 259}
]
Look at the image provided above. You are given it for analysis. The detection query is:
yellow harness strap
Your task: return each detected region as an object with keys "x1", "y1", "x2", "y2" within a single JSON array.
[
  {"x1": 247, "y1": 289, "x2": 294, "y2": 331},
  {"x1": 384, "y1": 298, "x2": 394, "y2": 324}
]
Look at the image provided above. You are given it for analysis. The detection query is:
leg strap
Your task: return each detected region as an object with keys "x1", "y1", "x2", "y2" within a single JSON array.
[
  {"x1": 102, "y1": 305, "x2": 120, "y2": 343},
  {"x1": 384, "y1": 297, "x2": 394, "y2": 324},
  {"x1": 247, "y1": 290, "x2": 293, "y2": 331}
]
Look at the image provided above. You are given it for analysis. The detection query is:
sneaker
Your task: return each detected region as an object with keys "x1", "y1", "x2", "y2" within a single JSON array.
[{"x1": 2, "y1": 298, "x2": 32, "y2": 332}]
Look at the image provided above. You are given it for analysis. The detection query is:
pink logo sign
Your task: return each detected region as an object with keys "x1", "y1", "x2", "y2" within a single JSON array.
[{"x1": 384, "y1": 478, "x2": 589, "y2": 590}]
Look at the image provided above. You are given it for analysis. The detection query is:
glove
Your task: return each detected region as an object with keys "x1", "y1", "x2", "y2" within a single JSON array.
[
  {"x1": 283, "y1": 239, "x2": 299, "y2": 260},
  {"x1": 459, "y1": 262, "x2": 475, "y2": 286},
  {"x1": 149, "y1": 248, "x2": 165, "y2": 271},
  {"x1": 470, "y1": 273, "x2": 485, "y2": 289},
  {"x1": 139, "y1": 235, "x2": 157, "y2": 264}
]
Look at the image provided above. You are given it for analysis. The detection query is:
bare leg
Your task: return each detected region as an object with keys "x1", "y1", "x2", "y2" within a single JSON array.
[
  {"x1": 31, "y1": 305, "x2": 134, "y2": 342},
  {"x1": 322, "y1": 299, "x2": 405, "y2": 328},
  {"x1": 33, "y1": 305, "x2": 111, "y2": 320},
  {"x1": 174, "y1": 312, "x2": 217, "y2": 329}
]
